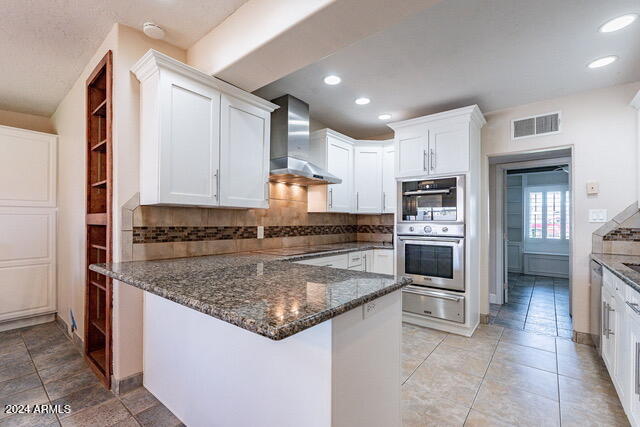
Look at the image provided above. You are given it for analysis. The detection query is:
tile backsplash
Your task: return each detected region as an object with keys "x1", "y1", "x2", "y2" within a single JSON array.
[
  {"x1": 593, "y1": 202, "x2": 640, "y2": 255},
  {"x1": 130, "y1": 183, "x2": 394, "y2": 261}
]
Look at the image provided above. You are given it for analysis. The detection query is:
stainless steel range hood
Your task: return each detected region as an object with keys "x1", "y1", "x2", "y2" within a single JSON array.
[{"x1": 269, "y1": 95, "x2": 341, "y2": 185}]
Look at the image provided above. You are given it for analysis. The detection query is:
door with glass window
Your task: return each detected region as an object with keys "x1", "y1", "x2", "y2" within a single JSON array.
[{"x1": 524, "y1": 185, "x2": 570, "y2": 255}]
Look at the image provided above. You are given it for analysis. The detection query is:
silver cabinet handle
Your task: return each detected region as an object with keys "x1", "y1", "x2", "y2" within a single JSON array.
[
  {"x1": 382, "y1": 192, "x2": 386, "y2": 211},
  {"x1": 265, "y1": 181, "x2": 269, "y2": 201},
  {"x1": 636, "y1": 342, "x2": 640, "y2": 396},
  {"x1": 356, "y1": 192, "x2": 359, "y2": 211},
  {"x1": 214, "y1": 169, "x2": 219, "y2": 199},
  {"x1": 404, "y1": 286, "x2": 463, "y2": 301},
  {"x1": 627, "y1": 301, "x2": 640, "y2": 316},
  {"x1": 602, "y1": 301, "x2": 607, "y2": 336},
  {"x1": 430, "y1": 148, "x2": 435, "y2": 171},
  {"x1": 423, "y1": 149, "x2": 428, "y2": 171},
  {"x1": 329, "y1": 187, "x2": 333, "y2": 208},
  {"x1": 607, "y1": 303, "x2": 615, "y2": 336},
  {"x1": 364, "y1": 253, "x2": 367, "y2": 271}
]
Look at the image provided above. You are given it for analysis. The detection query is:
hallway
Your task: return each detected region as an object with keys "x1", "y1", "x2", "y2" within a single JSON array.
[{"x1": 490, "y1": 274, "x2": 572, "y2": 338}]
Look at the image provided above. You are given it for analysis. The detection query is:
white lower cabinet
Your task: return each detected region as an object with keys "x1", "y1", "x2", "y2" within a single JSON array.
[
  {"x1": 602, "y1": 267, "x2": 640, "y2": 426},
  {"x1": 296, "y1": 249, "x2": 393, "y2": 275},
  {"x1": 373, "y1": 249, "x2": 394, "y2": 275}
]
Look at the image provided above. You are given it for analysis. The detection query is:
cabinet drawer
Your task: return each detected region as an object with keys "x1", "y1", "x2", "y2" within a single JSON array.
[
  {"x1": 348, "y1": 251, "x2": 363, "y2": 267},
  {"x1": 603, "y1": 268, "x2": 622, "y2": 293}
]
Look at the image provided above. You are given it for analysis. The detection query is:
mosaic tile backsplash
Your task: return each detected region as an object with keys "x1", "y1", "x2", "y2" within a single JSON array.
[
  {"x1": 133, "y1": 224, "x2": 394, "y2": 244},
  {"x1": 603, "y1": 228, "x2": 640, "y2": 241},
  {"x1": 131, "y1": 182, "x2": 394, "y2": 261}
]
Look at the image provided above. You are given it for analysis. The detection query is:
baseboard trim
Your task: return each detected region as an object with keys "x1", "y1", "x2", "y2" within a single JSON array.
[
  {"x1": 572, "y1": 330, "x2": 594, "y2": 346},
  {"x1": 112, "y1": 372, "x2": 143, "y2": 396},
  {"x1": 479, "y1": 313, "x2": 491, "y2": 324},
  {"x1": 0, "y1": 313, "x2": 56, "y2": 332}
]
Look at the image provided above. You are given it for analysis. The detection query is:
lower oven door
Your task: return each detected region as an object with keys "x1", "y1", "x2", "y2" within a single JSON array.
[
  {"x1": 403, "y1": 286, "x2": 465, "y2": 323},
  {"x1": 398, "y1": 236, "x2": 465, "y2": 291}
]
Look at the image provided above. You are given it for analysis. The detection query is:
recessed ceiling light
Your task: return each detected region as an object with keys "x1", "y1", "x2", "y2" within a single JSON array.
[
  {"x1": 378, "y1": 114, "x2": 392, "y2": 120},
  {"x1": 323, "y1": 75, "x2": 341, "y2": 85},
  {"x1": 143, "y1": 22, "x2": 165, "y2": 40},
  {"x1": 599, "y1": 14, "x2": 637, "y2": 32},
  {"x1": 587, "y1": 55, "x2": 618, "y2": 69},
  {"x1": 355, "y1": 97, "x2": 370, "y2": 105}
]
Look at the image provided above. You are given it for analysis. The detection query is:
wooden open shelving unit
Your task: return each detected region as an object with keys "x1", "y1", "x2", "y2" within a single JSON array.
[{"x1": 84, "y1": 51, "x2": 113, "y2": 389}]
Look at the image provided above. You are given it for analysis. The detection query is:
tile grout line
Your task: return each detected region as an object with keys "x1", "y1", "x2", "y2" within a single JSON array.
[
  {"x1": 555, "y1": 335, "x2": 562, "y2": 426},
  {"x1": 18, "y1": 330, "x2": 62, "y2": 427},
  {"x1": 401, "y1": 331, "x2": 447, "y2": 385},
  {"x1": 462, "y1": 327, "x2": 502, "y2": 425}
]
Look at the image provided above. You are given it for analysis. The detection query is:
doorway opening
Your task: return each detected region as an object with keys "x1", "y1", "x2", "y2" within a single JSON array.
[{"x1": 489, "y1": 149, "x2": 573, "y2": 338}]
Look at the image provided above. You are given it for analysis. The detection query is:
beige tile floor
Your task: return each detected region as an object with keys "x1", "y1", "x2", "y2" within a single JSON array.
[
  {"x1": 402, "y1": 323, "x2": 630, "y2": 426},
  {"x1": 1, "y1": 320, "x2": 630, "y2": 426},
  {"x1": 0, "y1": 322, "x2": 183, "y2": 427}
]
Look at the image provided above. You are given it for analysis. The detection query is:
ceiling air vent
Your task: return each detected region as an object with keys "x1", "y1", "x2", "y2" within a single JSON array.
[{"x1": 512, "y1": 112, "x2": 560, "y2": 140}]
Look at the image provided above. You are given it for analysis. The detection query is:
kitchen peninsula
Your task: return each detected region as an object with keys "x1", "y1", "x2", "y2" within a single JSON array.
[{"x1": 91, "y1": 243, "x2": 409, "y2": 427}]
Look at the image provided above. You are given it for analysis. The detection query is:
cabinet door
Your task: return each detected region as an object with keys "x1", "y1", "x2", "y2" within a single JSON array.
[
  {"x1": 219, "y1": 95, "x2": 270, "y2": 208},
  {"x1": 158, "y1": 72, "x2": 221, "y2": 205},
  {"x1": 326, "y1": 136, "x2": 353, "y2": 212},
  {"x1": 373, "y1": 249, "x2": 394, "y2": 275},
  {"x1": 382, "y1": 144, "x2": 396, "y2": 214},
  {"x1": 614, "y1": 291, "x2": 629, "y2": 404},
  {"x1": 428, "y1": 123, "x2": 469, "y2": 175},
  {"x1": 396, "y1": 129, "x2": 428, "y2": 178},
  {"x1": 363, "y1": 250, "x2": 375, "y2": 272},
  {"x1": 602, "y1": 289, "x2": 617, "y2": 373},
  {"x1": 354, "y1": 146, "x2": 383, "y2": 213},
  {"x1": 628, "y1": 317, "x2": 640, "y2": 426}
]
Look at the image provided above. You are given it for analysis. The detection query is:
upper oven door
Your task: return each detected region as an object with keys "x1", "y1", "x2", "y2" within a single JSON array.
[
  {"x1": 398, "y1": 236, "x2": 465, "y2": 291},
  {"x1": 400, "y1": 175, "x2": 464, "y2": 223}
]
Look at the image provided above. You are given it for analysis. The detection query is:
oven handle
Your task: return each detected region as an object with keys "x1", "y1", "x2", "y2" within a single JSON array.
[
  {"x1": 399, "y1": 236, "x2": 463, "y2": 244},
  {"x1": 403, "y1": 286, "x2": 463, "y2": 301},
  {"x1": 403, "y1": 189, "x2": 451, "y2": 196}
]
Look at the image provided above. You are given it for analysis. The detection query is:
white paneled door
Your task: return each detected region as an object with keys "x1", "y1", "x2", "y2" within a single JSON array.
[
  {"x1": 327, "y1": 136, "x2": 353, "y2": 212},
  {"x1": 0, "y1": 126, "x2": 57, "y2": 326}
]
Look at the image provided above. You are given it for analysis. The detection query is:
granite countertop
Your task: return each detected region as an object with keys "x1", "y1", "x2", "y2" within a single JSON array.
[
  {"x1": 90, "y1": 242, "x2": 408, "y2": 340},
  {"x1": 591, "y1": 253, "x2": 640, "y2": 294}
]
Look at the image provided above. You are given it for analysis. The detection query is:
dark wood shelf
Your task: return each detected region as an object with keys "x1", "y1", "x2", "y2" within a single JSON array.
[
  {"x1": 91, "y1": 139, "x2": 107, "y2": 152},
  {"x1": 91, "y1": 318, "x2": 106, "y2": 335},
  {"x1": 85, "y1": 50, "x2": 113, "y2": 390},
  {"x1": 86, "y1": 213, "x2": 107, "y2": 225},
  {"x1": 91, "y1": 99, "x2": 107, "y2": 117},
  {"x1": 88, "y1": 349, "x2": 106, "y2": 372},
  {"x1": 89, "y1": 280, "x2": 106, "y2": 291}
]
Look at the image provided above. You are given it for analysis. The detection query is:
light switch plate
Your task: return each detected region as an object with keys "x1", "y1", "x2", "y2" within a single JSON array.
[
  {"x1": 257, "y1": 226, "x2": 264, "y2": 239},
  {"x1": 586, "y1": 182, "x2": 599, "y2": 195},
  {"x1": 588, "y1": 209, "x2": 607, "y2": 223},
  {"x1": 363, "y1": 301, "x2": 377, "y2": 319}
]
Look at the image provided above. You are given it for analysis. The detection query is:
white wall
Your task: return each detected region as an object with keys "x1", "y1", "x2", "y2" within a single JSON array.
[
  {"x1": 52, "y1": 23, "x2": 186, "y2": 381},
  {"x1": 481, "y1": 81, "x2": 640, "y2": 334}
]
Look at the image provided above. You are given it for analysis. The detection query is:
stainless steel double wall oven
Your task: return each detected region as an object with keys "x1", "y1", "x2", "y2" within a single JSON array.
[{"x1": 398, "y1": 175, "x2": 466, "y2": 323}]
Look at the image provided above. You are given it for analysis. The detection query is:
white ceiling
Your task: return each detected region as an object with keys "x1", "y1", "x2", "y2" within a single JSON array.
[
  {"x1": 0, "y1": 0, "x2": 248, "y2": 116},
  {"x1": 255, "y1": 0, "x2": 640, "y2": 139}
]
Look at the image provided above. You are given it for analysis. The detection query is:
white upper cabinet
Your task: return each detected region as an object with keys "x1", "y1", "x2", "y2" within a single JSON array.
[
  {"x1": 382, "y1": 143, "x2": 396, "y2": 213},
  {"x1": 308, "y1": 129, "x2": 354, "y2": 213},
  {"x1": 354, "y1": 145, "x2": 383, "y2": 213},
  {"x1": 159, "y1": 72, "x2": 221, "y2": 206},
  {"x1": 428, "y1": 122, "x2": 469, "y2": 175},
  {"x1": 388, "y1": 105, "x2": 485, "y2": 179},
  {"x1": 326, "y1": 135, "x2": 353, "y2": 212},
  {"x1": 395, "y1": 128, "x2": 429, "y2": 178},
  {"x1": 132, "y1": 49, "x2": 277, "y2": 208},
  {"x1": 219, "y1": 95, "x2": 270, "y2": 208}
]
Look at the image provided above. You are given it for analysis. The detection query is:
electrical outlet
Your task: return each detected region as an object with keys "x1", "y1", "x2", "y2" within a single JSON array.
[
  {"x1": 588, "y1": 209, "x2": 607, "y2": 223},
  {"x1": 363, "y1": 301, "x2": 377, "y2": 319},
  {"x1": 586, "y1": 182, "x2": 599, "y2": 195},
  {"x1": 256, "y1": 262, "x2": 264, "y2": 276},
  {"x1": 257, "y1": 226, "x2": 264, "y2": 239}
]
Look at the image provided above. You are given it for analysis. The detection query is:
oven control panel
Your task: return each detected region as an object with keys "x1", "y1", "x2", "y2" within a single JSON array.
[{"x1": 397, "y1": 222, "x2": 464, "y2": 237}]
